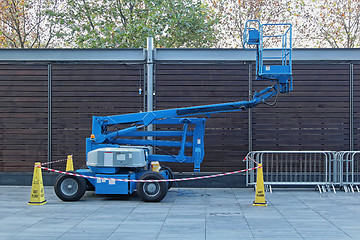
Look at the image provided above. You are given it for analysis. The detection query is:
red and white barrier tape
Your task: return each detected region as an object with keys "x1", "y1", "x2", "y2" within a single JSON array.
[
  {"x1": 40, "y1": 158, "x2": 67, "y2": 166},
  {"x1": 39, "y1": 165, "x2": 261, "y2": 183},
  {"x1": 244, "y1": 155, "x2": 260, "y2": 165}
]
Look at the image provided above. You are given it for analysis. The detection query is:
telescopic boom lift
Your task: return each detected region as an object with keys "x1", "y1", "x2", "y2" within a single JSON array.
[{"x1": 54, "y1": 20, "x2": 292, "y2": 202}]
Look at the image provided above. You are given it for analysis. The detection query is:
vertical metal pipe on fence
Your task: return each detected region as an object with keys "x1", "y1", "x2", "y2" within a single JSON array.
[
  {"x1": 147, "y1": 37, "x2": 154, "y2": 154},
  {"x1": 146, "y1": 37, "x2": 154, "y2": 117},
  {"x1": 47, "y1": 64, "x2": 52, "y2": 168},
  {"x1": 248, "y1": 64, "x2": 253, "y2": 152},
  {"x1": 350, "y1": 63, "x2": 354, "y2": 151}
]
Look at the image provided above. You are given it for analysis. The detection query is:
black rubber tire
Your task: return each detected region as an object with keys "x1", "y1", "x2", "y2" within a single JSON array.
[
  {"x1": 85, "y1": 179, "x2": 95, "y2": 191},
  {"x1": 54, "y1": 172, "x2": 87, "y2": 201},
  {"x1": 136, "y1": 172, "x2": 168, "y2": 202},
  {"x1": 160, "y1": 166, "x2": 174, "y2": 189}
]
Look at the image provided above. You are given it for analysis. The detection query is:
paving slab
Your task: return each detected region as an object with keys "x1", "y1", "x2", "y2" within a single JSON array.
[{"x1": 1, "y1": 186, "x2": 360, "y2": 239}]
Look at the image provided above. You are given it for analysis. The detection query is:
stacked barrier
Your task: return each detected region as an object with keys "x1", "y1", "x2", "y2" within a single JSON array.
[
  {"x1": 246, "y1": 151, "x2": 360, "y2": 193},
  {"x1": 337, "y1": 151, "x2": 360, "y2": 193},
  {"x1": 245, "y1": 151, "x2": 338, "y2": 193}
]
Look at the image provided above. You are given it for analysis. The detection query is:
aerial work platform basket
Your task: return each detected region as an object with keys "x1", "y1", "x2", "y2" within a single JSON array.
[{"x1": 243, "y1": 20, "x2": 292, "y2": 93}]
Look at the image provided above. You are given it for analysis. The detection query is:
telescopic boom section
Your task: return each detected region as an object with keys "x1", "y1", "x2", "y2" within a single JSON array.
[{"x1": 91, "y1": 85, "x2": 278, "y2": 143}]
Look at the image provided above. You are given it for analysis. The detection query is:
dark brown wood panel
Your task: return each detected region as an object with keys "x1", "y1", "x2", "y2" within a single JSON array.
[
  {"x1": 252, "y1": 64, "x2": 350, "y2": 151},
  {"x1": 51, "y1": 64, "x2": 144, "y2": 169},
  {"x1": 0, "y1": 64, "x2": 48, "y2": 171},
  {"x1": 0, "y1": 61, "x2": 355, "y2": 173},
  {"x1": 155, "y1": 64, "x2": 250, "y2": 172}
]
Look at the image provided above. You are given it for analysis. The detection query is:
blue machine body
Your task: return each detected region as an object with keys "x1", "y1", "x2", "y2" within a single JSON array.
[
  {"x1": 94, "y1": 173, "x2": 136, "y2": 194},
  {"x1": 77, "y1": 168, "x2": 169, "y2": 195},
  {"x1": 77, "y1": 169, "x2": 136, "y2": 194},
  {"x1": 76, "y1": 20, "x2": 293, "y2": 195}
]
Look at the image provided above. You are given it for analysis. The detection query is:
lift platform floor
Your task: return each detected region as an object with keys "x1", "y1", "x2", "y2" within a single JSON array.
[{"x1": 0, "y1": 186, "x2": 359, "y2": 239}]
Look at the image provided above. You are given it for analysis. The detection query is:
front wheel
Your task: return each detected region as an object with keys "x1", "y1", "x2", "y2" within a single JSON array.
[
  {"x1": 136, "y1": 172, "x2": 168, "y2": 202},
  {"x1": 54, "y1": 172, "x2": 86, "y2": 201}
]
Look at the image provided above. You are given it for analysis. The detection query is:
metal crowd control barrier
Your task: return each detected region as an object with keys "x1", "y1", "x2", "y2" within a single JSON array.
[
  {"x1": 337, "y1": 151, "x2": 360, "y2": 193},
  {"x1": 245, "y1": 151, "x2": 338, "y2": 193}
]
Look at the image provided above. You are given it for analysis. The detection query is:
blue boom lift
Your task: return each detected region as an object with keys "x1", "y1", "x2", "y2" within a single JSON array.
[{"x1": 54, "y1": 20, "x2": 292, "y2": 202}]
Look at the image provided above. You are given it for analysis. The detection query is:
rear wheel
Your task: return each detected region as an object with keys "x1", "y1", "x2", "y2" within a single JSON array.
[
  {"x1": 54, "y1": 172, "x2": 86, "y2": 201},
  {"x1": 136, "y1": 172, "x2": 168, "y2": 202}
]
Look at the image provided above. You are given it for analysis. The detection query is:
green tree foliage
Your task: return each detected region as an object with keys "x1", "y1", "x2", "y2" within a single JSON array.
[{"x1": 50, "y1": 0, "x2": 219, "y2": 48}]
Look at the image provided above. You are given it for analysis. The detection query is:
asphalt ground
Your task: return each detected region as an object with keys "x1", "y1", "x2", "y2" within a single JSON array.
[{"x1": 0, "y1": 186, "x2": 360, "y2": 240}]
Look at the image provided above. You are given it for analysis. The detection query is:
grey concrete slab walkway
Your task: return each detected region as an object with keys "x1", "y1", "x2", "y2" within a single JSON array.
[{"x1": 0, "y1": 186, "x2": 360, "y2": 239}]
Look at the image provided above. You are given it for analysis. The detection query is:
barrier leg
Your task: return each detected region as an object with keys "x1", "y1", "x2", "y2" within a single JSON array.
[
  {"x1": 332, "y1": 184, "x2": 337, "y2": 194},
  {"x1": 28, "y1": 162, "x2": 47, "y2": 206}
]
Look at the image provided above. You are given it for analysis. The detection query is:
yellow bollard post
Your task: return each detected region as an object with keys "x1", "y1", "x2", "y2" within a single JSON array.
[
  {"x1": 253, "y1": 163, "x2": 267, "y2": 206},
  {"x1": 28, "y1": 162, "x2": 47, "y2": 205},
  {"x1": 66, "y1": 155, "x2": 74, "y2": 171}
]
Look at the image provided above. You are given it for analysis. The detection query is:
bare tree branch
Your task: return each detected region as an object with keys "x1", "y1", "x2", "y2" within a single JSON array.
[
  {"x1": 116, "y1": 0, "x2": 127, "y2": 27},
  {"x1": 81, "y1": 0, "x2": 95, "y2": 30}
]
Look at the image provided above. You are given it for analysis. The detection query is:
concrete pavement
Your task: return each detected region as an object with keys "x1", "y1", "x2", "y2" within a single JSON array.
[{"x1": 0, "y1": 186, "x2": 360, "y2": 239}]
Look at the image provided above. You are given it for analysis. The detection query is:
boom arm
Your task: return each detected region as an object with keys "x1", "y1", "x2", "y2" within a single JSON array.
[
  {"x1": 87, "y1": 20, "x2": 293, "y2": 172},
  {"x1": 87, "y1": 84, "x2": 281, "y2": 172},
  {"x1": 91, "y1": 84, "x2": 278, "y2": 144}
]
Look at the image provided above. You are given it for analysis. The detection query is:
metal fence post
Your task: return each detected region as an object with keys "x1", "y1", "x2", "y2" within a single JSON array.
[
  {"x1": 147, "y1": 37, "x2": 154, "y2": 154},
  {"x1": 47, "y1": 63, "x2": 52, "y2": 168},
  {"x1": 147, "y1": 37, "x2": 154, "y2": 114},
  {"x1": 248, "y1": 64, "x2": 253, "y2": 152},
  {"x1": 350, "y1": 63, "x2": 354, "y2": 151}
]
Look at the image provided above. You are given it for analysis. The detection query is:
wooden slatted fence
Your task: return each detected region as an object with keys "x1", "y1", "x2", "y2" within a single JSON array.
[
  {"x1": 252, "y1": 64, "x2": 350, "y2": 151},
  {"x1": 51, "y1": 64, "x2": 144, "y2": 170},
  {"x1": 0, "y1": 62, "x2": 356, "y2": 172},
  {"x1": 155, "y1": 64, "x2": 249, "y2": 172},
  {"x1": 0, "y1": 64, "x2": 48, "y2": 171}
]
